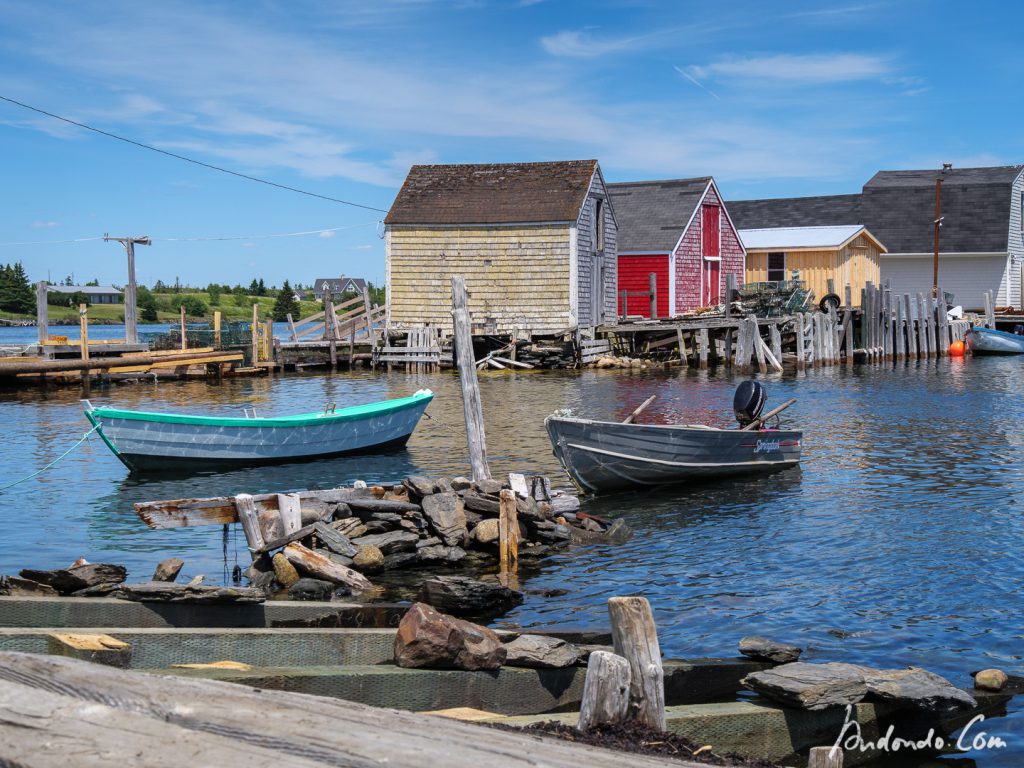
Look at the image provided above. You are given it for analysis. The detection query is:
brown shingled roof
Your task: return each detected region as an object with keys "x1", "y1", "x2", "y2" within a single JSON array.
[{"x1": 384, "y1": 160, "x2": 599, "y2": 225}]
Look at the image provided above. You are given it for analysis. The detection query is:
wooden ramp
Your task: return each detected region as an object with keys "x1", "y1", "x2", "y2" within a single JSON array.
[{"x1": 0, "y1": 651, "x2": 701, "y2": 768}]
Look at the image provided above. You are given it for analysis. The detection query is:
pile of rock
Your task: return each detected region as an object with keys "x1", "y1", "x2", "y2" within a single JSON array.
[
  {"x1": 591, "y1": 355, "x2": 656, "y2": 369},
  {"x1": 245, "y1": 474, "x2": 628, "y2": 600},
  {"x1": 511, "y1": 341, "x2": 577, "y2": 369}
]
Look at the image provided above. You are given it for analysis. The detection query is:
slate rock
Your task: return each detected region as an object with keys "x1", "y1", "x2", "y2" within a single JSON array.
[
  {"x1": 420, "y1": 492, "x2": 467, "y2": 547},
  {"x1": 418, "y1": 575, "x2": 524, "y2": 618},
  {"x1": 370, "y1": 512, "x2": 403, "y2": 526},
  {"x1": 503, "y1": 634, "x2": 582, "y2": 668},
  {"x1": 352, "y1": 545, "x2": 384, "y2": 571},
  {"x1": 152, "y1": 558, "x2": 185, "y2": 583},
  {"x1": 417, "y1": 545, "x2": 466, "y2": 564},
  {"x1": 19, "y1": 563, "x2": 127, "y2": 595},
  {"x1": 433, "y1": 477, "x2": 454, "y2": 494},
  {"x1": 272, "y1": 552, "x2": 300, "y2": 588},
  {"x1": 394, "y1": 602, "x2": 506, "y2": 671},
  {"x1": 416, "y1": 536, "x2": 442, "y2": 549},
  {"x1": 360, "y1": 521, "x2": 391, "y2": 535},
  {"x1": 313, "y1": 522, "x2": 359, "y2": 558},
  {"x1": 974, "y1": 669, "x2": 1009, "y2": 692},
  {"x1": 451, "y1": 477, "x2": 472, "y2": 491},
  {"x1": 326, "y1": 553, "x2": 354, "y2": 568},
  {"x1": 403, "y1": 475, "x2": 436, "y2": 498},
  {"x1": 70, "y1": 582, "x2": 124, "y2": 597},
  {"x1": 381, "y1": 551, "x2": 420, "y2": 570},
  {"x1": 118, "y1": 581, "x2": 265, "y2": 604},
  {"x1": 473, "y1": 479, "x2": 504, "y2": 496},
  {"x1": 3, "y1": 575, "x2": 59, "y2": 596},
  {"x1": 288, "y1": 578, "x2": 335, "y2": 601},
  {"x1": 739, "y1": 636, "x2": 803, "y2": 664},
  {"x1": 462, "y1": 491, "x2": 500, "y2": 515},
  {"x1": 472, "y1": 518, "x2": 500, "y2": 545},
  {"x1": 248, "y1": 570, "x2": 276, "y2": 593},
  {"x1": 743, "y1": 662, "x2": 868, "y2": 710},
  {"x1": 463, "y1": 509, "x2": 483, "y2": 527},
  {"x1": 351, "y1": 530, "x2": 420, "y2": 555},
  {"x1": 860, "y1": 666, "x2": 976, "y2": 712},
  {"x1": 515, "y1": 495, "x2": 543, "y2": 521}
]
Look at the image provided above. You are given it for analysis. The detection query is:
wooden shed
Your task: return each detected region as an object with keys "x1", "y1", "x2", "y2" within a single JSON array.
[
  {"x1": 384, "y1": 160, "x2": 617, "y2": 335},
  {"x1": 608, "y1": 177, "x2": 746, "y2": 317},
  {"x1": 740, "y1": 225, "x2": 885, "y2": 301}
]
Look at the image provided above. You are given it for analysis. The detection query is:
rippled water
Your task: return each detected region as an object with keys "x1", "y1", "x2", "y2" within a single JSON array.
[{"x1": 1, "y1": 341, "x2": 1021, "y2": 765}]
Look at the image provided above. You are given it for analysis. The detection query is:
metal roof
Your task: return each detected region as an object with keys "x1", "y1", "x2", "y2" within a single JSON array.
[{"x1": 738, "y1": 225, "x2": 871, "y2": 251}]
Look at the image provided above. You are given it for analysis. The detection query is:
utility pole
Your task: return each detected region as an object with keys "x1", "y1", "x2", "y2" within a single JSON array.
[
  {"x1": 933, "y1": 163, "x2": 950, "y2": 299},
  {"x1": 103, "y1": 234, "x2": 151, "y2": 344}
]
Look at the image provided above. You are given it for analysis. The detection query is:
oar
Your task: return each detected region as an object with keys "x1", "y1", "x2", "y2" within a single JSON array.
[
  {"x1": 741, "y1": 398, "x2": 797, "y2": 431},
  {"x1": 622, "y1": 395, "x2": 657, "y2": 424}
]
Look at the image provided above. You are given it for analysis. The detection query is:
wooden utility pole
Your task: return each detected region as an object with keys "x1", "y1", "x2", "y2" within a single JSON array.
[
  {"x1": 932, "y1": 170, "x2": 945, "y2": 298},
  {"x1": 103, "y1": 234, "x2": 151, "y2": 344}
]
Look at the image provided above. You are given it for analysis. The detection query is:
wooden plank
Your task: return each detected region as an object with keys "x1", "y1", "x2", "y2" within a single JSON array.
[
  {"x1": 498, "y1": 489, "x2": 519, "y2": 575},
  {"x1": 0, "y1": 652, "x2": 701, "y2": 768},
  {"x1": 79, "y1": 304, "x2": 89, "y2": 362},
  {"x1": 758, "y1": 334, "x2": 783, "y2": 373},
  {"x1": 234, "y1": 494, "x2": 264, "y2": 552},
  {"x1": 608, "y1": 597, "x2": 665, "y2": 731},
  {"x1": 277, "y1": 493, "x2": 302, "y2": 537},
  {"x1": 283, "y1": 542, "x2": 373, "y2": 592},
  {"x1": 108, "y1": 354, "x2": 242, "y2": 374}
]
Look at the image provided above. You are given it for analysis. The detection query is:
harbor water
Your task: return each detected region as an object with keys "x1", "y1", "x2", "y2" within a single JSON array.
[{"x1": 0, "y1": 327, "x2": 1021, "y2": 765}]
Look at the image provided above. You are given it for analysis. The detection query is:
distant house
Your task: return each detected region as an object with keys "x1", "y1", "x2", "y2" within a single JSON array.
[
  {"x1": 729, "y1": 165, "x2": 1024, "y2": 310},
  {"x1": 48, "y1": 285, "x2": 122, "y2": 304},
  {"x1": 608, "y1": 177, "x2": 745, "y2": 316},
  {"x1": 384, "y1": 160, "x2": 618, "y2": 334},
  {"x1": 311, "y1": 276, "x2": 367, "y2": 300},
  {"x1": 739, "y1": 225, "x2": 885, "y2": 303}
]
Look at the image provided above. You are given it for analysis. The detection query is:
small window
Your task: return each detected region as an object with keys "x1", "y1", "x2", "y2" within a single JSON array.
[
  {"x1": 767, "y1": 252, "x2": 786, "y2": 282},
  {"x1": 595, "y1": 198, "x2": 605, "y2": 252}
]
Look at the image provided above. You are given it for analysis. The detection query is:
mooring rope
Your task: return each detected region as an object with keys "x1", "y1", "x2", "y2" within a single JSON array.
[{"x1": 0, "y1": 425, "x2": 99, "y2": 493}]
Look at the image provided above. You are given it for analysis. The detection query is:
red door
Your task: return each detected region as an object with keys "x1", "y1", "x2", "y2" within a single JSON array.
[
  {"x1": 617, "y1": 254, "x2": 670, "y2": 318},
  {"x1": 701, "y1": 205, "x2": 721, "y2": 305}
]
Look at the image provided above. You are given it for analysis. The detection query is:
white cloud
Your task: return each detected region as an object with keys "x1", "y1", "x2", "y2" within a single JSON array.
[
  {"x1": 318, "y1": 230, "x2": 336, "y2": 238},
  {"x1": 539, "y1": 29, "x2": 643, "y2": 58},
  {"x1": 688, "y1": 53, "x2": 893, "y2": 85},
  {"x1": 351, "y1": 244, "x2": 373, "y2": 250},
  {"x1": 31, "y1": 220, "x2": 59, "y2": 228}
]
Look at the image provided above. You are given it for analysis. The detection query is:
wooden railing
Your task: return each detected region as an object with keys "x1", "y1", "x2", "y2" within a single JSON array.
[{"x1": 285, "y1": 288, "x2": 384, "y2": 345}]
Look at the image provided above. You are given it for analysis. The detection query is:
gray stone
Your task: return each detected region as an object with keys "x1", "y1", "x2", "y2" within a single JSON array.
[
  {"x1": 403, "y1": 475, "x2": 436, "y2": 498},
  {"x1": 248, "y1": 570, "x2": 276, "y2": 592},
  {"x1": 288, "y1": 578, "x2": 335, "y2": 601},
  {"x1": 19, "y1": 563, "x2": 127, "y2": 595},
  {"x1": 433, "y1": 477, "x2": 454, "y2": 494},
  {"x1": 743, "y1": 662, "x2": 868, "y2": 710},
  {"x1": 473, "y1": 478, "x2": 504, "y2": 496},
  {"x1": 739, "y1": 636, "x2": 803, "y2": 664},
  {"x1": 416, "y1": 537, "x2": 442, "y2": 549},
  {"x1": 515, "y1": 495, "x2": 543, "y2": 520},
  {"x1": 381, "y1": 551, "x2": 420, "y2": 570},
  {"x1": 326, "y1": 553, "x2": 354, "y2": 568},
  {"x1": 3, "y1": 576, "x2": 59, "y2": 597},
  {"x1": 420, "y1": 492, "x2": 467, "y2": 547},
  {"x1": 418, "y1": 575, "x2": 524, "y2": 618},
  {"x1": 370, "y1": 512, "x2": 403, "y2": 526},
  {"x1": 351, "y1": 530, "x2": 420, "y2": 555},
  {"x1": 859, "y1": 666, "x2": 976, "y2": 712},
  {"x1": 472, "y1": 518, "x2": 500, "y2": 545},
  {"x1": 974, "y1": 669, "x2": 1009, "y2": 692},
  {"x1": 503, "y1": 634, "x2": 582, "y2": 668},
  {"x1": 451, "y1": 477, "x2": 472, "y2": 491},
  {"x1": 118, "y1": 581, "x2": 265, "y2": 604},
  {"x1": 417, "y1": 545, "x2": 466, "y2": 564},
  {"x1": 462, "y1": 491, "x2": 500, "y2": 514},
  {"x1": 312, "y1": 522, "x2": 358, "y2": 558},
  {"x1": 152, "y1": 558, "x2": 184, "y2": 583},
  {"x1": 299, "y1": 500, "x2": 331, "y2": 525},
  {"x1": 394, "y1": 602, "x2": 506, "y2": 671},
  {"x1": 331, "y1": 518, "x2": 366, "y2": 539}
]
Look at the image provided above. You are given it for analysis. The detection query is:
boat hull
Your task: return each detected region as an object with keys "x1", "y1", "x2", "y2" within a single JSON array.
[
  {"x1": 965, "y1": 327, "x2": 1024, "y2": 355},
  {"x1": 86, "y1": 391, "x2": 433, "y2": 474},
  {"x1": 545, "y1": 415, "x2": 801, "y2": 493}
]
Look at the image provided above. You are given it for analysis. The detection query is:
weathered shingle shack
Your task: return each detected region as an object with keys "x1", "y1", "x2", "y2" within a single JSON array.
[
  {"x1": 608, "y1": 177, "x2": 745, "y2": 317},
  {"x1": 384, "y1": 160, "x2": 618, "y2": 335}
]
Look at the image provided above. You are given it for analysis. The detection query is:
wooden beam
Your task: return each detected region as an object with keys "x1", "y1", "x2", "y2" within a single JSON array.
[{"x1": 451, "y1": 275, "x2": 490, "y2": 481}]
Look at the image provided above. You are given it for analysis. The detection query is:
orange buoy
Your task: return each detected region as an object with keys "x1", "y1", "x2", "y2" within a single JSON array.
[{"x1": 950, "y1": 340, "x2": 966, "y2": 357}]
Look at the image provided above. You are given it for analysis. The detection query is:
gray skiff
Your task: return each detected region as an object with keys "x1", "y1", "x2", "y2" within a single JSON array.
[
  {"x1": 84, "y1": 389, "x2": 433, "y2": 473},
  {"x1": 545, "y1": 414, "x2": 802, "y2": 493}
]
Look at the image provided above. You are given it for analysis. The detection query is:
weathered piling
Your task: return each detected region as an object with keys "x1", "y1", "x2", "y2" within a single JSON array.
[{"x1": 451, "y1": 276, "x2": 490, "y2": 482}]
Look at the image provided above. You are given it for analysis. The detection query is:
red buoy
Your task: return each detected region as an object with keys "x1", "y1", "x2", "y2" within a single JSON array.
[{"x1": 950, "y1": 340, "x2": 965, "y2": 357}]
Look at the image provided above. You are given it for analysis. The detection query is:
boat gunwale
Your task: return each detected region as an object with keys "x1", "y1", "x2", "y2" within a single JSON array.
[
  {"x1": 87, "y1": 391, "x2": 433, "y2": 429},
  {"x1": 545, "y1": 414, "x2": 801, "y2": 435}
]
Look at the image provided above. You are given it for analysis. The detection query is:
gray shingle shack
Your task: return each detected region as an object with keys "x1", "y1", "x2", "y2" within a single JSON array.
[
  {"x1": 384, "y1": 160, "x2": 618, "y2": 335},
  {"x1": 729, "y1": 165, "x2": 1024, "y2": 310}
]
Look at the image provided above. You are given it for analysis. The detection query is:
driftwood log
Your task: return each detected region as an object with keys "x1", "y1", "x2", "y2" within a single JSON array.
[
  {"x1": 577, "y1": 650, "x2": 632, "y2": 731},
  {"x1": 283, "y1": 543, "x2": 373, "y2": 592}
]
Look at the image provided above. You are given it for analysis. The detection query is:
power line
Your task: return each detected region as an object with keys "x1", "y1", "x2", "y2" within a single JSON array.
[
  {"x1": 0, "y1": 221, "x2": 379, "y2": 247},
  {"x1": 0, "y1": 94, "x2": 388, "y2": 213}
]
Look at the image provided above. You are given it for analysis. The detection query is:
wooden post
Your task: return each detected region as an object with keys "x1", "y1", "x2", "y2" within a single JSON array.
[
  {"x1": 234, "y1": 494, "x2": 264, "y2": 554},
  {"x1": 577, "y1": 651, "x2": 631, "y2": 732},
  {"x1": 844, "y1": 283, "x2": 852, "y2": 312},
  {"x1": 78, "y1": 304, "x2": 89, "y2": 361},
  {"x1": 983, "y1": 289, "x2": 995, "y2": 328},
  {"x1": 882, "y1": 289, "x2": 892, "y2": 361},
  {"x1": 498, "y1": 489, "x2": 519, "y2": 576},
  {"x1": 828, "y1": 305, "x2": 840, "y2": 364},
  {"x1": 927, "y1": 293, "x2": 939, "y2": 358},
  {"x1": 213, "y1": 310, "x2": 222, "y2": 349},
  {"x1": 808, "y1": 745, "x2": 844, "y2": 768},
  {"x1": 264, "y1": 319, "x2": 273, "y2": 364},
  {"x1": 795, "y1": 313, "x2": 805, "y2": 371},
  {"x1": 916, "y1": 293, "x2": 930, "y2": 358},
  {"x1": 286, "y1": 313, "x2": 296, "y2": 342},
  {"x1": 723, "y1": 328, "x2": 732, "y2": 367},
  {"x1": 725, "y1": 273, "x2": 736, "y2": 319},
  {"x1": 608, "y1": 596, "x2": 665, "y2": 731},
  {"x1": 451, "y1": 276, "x2": 490, "y2": 481},
  {"x1": 936, "y1": 286, "x2": 949, "y2": 354},
  {"x1": 770, "y1": 323, "x2": 782, "y2": 364},
  {"x1": 843, "y1": 310, "x2": 853, "y2": 365},
  {"x1": 276, "y1": 493, "x2": 302, "y2": 537},
  {"x1": 698, "y1": 328, "x2": 709, "y2": 369},
  {"x1": 894, "y1": 298, "x2": 904, "y2": 361},
  {"x1": 178, "y1": 306, "x2": 187, "y2": 351},
  {"x1": 904, "y1": 294, "x2": 918, "y2": 360},
  {"x1": 248, "y1": 304, "x2": 257, "y2": 361},
  {"x1": 648, "y1": 272, "x2": 657, "y2": 320},
  {"x1": 124, "y1": 241, "x2": 137, "y2": 344},
  {"x1": 749, "y1": 317, "x2": 766, "y2": 373},
  {"x1": 362, "y1": 287, "x2": 374, "y2": 342},
  {"x1": 676, "y1": 328, "x2": 687, "y2": 363},
  {"x1": 36, "y1": 282, "x2": 48, "y2": 345}
]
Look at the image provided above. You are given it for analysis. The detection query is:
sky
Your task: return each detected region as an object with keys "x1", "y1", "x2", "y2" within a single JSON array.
[{"x1": 0, "y1": 0, "x2": 1021, "y2": 289}]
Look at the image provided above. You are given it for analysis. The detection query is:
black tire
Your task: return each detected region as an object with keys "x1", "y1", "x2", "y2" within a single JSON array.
[{"x1": 819, "y1": 293, "x2": 841, "y2": 312}]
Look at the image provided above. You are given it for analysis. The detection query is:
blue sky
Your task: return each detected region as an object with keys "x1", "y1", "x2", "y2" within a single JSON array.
[{"x1": 0, "y1": 0, "x2": 1020, "y2": 289}]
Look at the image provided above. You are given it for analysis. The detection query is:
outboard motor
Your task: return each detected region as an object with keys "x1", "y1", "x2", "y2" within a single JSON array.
[{"x1": 733, "y1": 381, "x2": 766, "y2": 427}]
